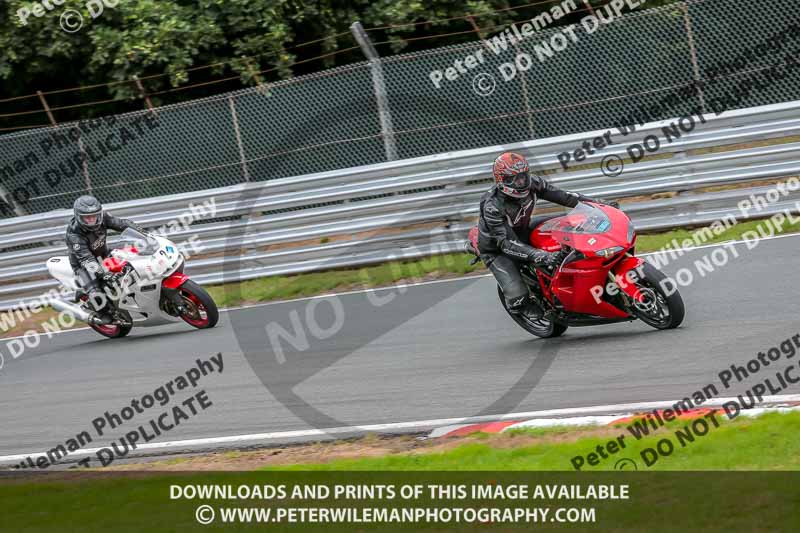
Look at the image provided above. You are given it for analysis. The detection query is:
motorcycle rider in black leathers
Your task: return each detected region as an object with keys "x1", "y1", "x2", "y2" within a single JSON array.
[
  {"x1": 66, "y1": 195, "x2": 142, "y2": 325},
  {"x1": 477, "y1": 152, "x2": 604, "y2": 321}
]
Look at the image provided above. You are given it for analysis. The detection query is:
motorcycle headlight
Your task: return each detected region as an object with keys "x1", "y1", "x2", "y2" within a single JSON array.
[
  {"x1": 596, "y1": 246, "x2": 625, "y2": 258},
  {"x1": 166, "y1": 254, "x2": 185, "y2": 276}
]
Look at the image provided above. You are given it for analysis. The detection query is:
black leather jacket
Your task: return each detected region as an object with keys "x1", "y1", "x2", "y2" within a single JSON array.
[
  {"x1": 66, "y1": 212, "x2": 141, "y2": 273},
  {"x1": 478, "y1": 180, "x2": 592, "y2": 259}
]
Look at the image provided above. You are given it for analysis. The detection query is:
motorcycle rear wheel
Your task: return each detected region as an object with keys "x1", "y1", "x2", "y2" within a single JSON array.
[
  {"x1": 79, "y1": 295, "x2": 132, "y2": 338},
  {"x1": 497, "y1": 286, "x2": 568, "y2": 339},
  {"x1": 91, "y1": 317, "x2": 132, "y2": 339}
]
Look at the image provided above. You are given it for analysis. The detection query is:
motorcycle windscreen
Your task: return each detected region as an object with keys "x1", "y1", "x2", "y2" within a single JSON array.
[
  {"x1": 118, "y1": 228, "x2": 160, "y2": 255},
  {"x1": 538, "y1": 203, "x2": 612, "y2": 235},
  {"x1": 537, "y1": 203, "x2": 628, "y2": 252}
]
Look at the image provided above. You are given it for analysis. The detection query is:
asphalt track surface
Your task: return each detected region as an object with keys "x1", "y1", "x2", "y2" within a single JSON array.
[{"x1": 1, "y1": 235, "x2": 798, "y2": 464}]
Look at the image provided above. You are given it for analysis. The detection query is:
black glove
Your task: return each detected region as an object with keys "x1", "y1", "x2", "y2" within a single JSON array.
[
  {"x1": 528, "y1": 249, "x2": 562, "y2": 267},
  {"x1": 121, "y1": 262, "x2": 136, "y2": 276},
  {"x1": 101, "y1": 271, "x2": 124, "y2": 286}
]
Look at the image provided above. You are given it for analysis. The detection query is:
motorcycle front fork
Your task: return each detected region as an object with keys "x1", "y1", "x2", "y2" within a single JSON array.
[{"x1": 161, "y1": 286, "x2": 187, "y2": 316}]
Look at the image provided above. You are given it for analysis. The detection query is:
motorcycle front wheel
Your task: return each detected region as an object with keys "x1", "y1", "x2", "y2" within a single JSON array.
[
  {"x1": 178, "y1": 280, "x2": 219, "y2": 329},
  {"x1": 497, "y1": 286, "x2": 568, "y2": 339},
  {"x1": 629, "y1": 263, "x2": 685, "y2": 330}
]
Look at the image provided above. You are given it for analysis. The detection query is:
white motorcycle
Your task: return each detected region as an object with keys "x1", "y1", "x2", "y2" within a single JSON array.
[{"x1": 46, "y1": 228, "x2": 219, "y2": 338}]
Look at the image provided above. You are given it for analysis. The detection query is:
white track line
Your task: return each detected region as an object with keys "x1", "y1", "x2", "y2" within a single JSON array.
[
  {"x1": 2, "y1": 395, "x2": 799, "y2": 465},
  {"x1": 503, "y1": 407, "x2": 800, "y2": 432},
  {"x1": 3, "y1": 229, "x2": 800, "y2": 342}
]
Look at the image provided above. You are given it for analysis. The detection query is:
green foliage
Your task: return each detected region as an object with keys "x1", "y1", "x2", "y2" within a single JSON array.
[
  {"x1": 0, "y1": 0, "x2": 680, "y2": 126},
  {"x1": 1, "y1": 0, "x2": 297, "y2": 100}
]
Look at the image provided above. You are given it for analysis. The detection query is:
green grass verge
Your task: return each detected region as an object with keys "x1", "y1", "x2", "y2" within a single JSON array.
[
  {"x1": 263, "y1": 411, "x2": 800, "y2": 471},
  {"x1": 2, "y1": 413, "x2": 798, "y2": 531},
  {"x1": 633, "y1": 216, "x2": 800, "y2": 251},
  {"x1": 206, "y1": 251, "x2": 483, "y2": 308},
  {"x1": 3, "y1": 413, "x2": 798, "y2": 532}
]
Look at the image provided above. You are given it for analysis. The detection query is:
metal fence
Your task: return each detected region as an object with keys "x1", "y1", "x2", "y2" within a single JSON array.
[
  {"x1": 0, "y1": 98, "x2": 799, "y2": 311},
  {"x1": 1, "y1": 0, "x2": 799, "y2": 218}
]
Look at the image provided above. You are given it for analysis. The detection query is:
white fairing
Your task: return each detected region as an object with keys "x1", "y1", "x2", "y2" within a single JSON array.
[
  {"x1": 46, "y1": 229, "x2": 187, "y2": 327},
  {"x1": 46, "y1": 257, "x2": 79, "y2": 291}
]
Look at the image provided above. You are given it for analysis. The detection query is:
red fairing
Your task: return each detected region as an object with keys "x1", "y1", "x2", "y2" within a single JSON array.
[
  {"x1": 162, "y1": 273, "x2": 189, "y2": 289},
  {"x1": 102, "y1": 257, "x2": 128, "y2": 273},
  {"x1": 551, "y1": 264, "x2": 630, "y2": 318},
  {"x1": 612, "y1": 256, "x2": 646, "y2": 303},
  {"x1": 528, "y1": 203, "x2": 638, "y2": 319},
  {"x1": 529, "y1": 226, "x2": 562, "y2": 252}
]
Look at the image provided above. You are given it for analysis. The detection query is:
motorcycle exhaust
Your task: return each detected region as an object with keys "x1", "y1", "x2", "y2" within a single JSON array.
[{"x1": 50, "y1": 298, "x2": 93, "y2": 323}]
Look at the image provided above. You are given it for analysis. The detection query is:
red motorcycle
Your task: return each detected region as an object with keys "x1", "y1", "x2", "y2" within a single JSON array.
[{"x1": 467, "y1": 202, "x2": 684, "y2": 338}]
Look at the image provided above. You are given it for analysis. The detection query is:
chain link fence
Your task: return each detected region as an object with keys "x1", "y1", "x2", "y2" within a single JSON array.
[{"x1": 0, "y1": 0, "x2": 799, "y2": 218}]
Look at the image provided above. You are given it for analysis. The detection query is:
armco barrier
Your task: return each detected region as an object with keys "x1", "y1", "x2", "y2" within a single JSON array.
[{"x1": 0, "y1": 100, "x2": 799, "y2": 310}]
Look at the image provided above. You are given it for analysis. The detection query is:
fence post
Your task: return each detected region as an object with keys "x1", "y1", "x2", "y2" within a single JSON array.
[
  {"x1": 680, "y1": 3, "x2": 707, "y2": 114},
  {"x1": 78, "y1": 136, "x2": 92, "y2": 193},
  {"x1": 515, "y1": 41, "x2": 536, "y2": 140},
  {"x1": 228, "y1": 96, "x2": 252, "y2": 182},
  {"x1": 244, "y1": 58, "x2": 270, "y2": 96},
  {"x1": 350, "y1": 21, "x2": 398, "y2": 161},
  {"x1": 466, "y1": 15, "x2": 484, "y2": 39},
  {"x1": 468, "y1": 15, "x2": 498, "y2": 54},
  {"x1": 0, "y1": 187, "x2": 27, "y2": 217},
  {"x1": 133, "y1": 75, "x2": 154, "y2": 112},
  {"x1": 37, "y1": 91, "x2": 57, "y2": 126}
]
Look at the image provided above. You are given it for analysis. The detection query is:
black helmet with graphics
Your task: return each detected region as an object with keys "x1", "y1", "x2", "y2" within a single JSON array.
[
  {"x1": 73, "y1": 195, "x2": 103, "y2": 231},
  {"x1": 492, "y1": 152, "x2": 543, "y2": 199}
]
